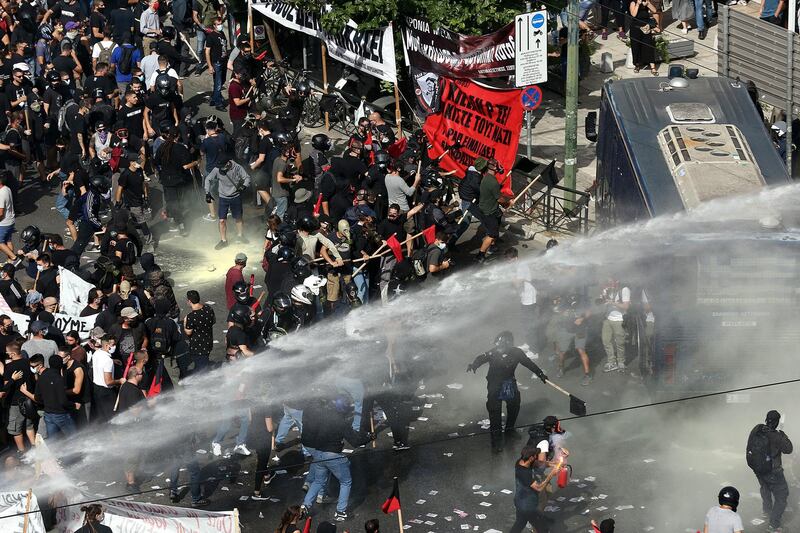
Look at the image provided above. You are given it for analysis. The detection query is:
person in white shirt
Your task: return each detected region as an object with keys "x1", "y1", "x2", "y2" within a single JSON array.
[
  {"x1": 90, "y1": 335, "x2": 125, "y2": 424},
  {"x1": 140, "y1": 43, "x2": 161, "y2": 88},
  {"x1": 147, "y1": 56, "x2": 181, "y2": 94},
  {"x1": 601, "y1": 278, "x2": 630, "y2": 373},
  {"x1": 704, "y1": 486, "x2": 744, "y2": 533}
]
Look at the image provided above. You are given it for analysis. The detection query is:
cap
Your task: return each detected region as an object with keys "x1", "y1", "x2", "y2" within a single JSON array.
[
  {"x1": 120, "y1": 306, "x2": 139, "y2": 319},
  {"x1": 473, "y1": 157, "x2": 488, "y2": 172},
  {"x1": 64, "y1": 21, "x2": 80, "y2": 31},
  {"x1": 12, "y1": 62, "x2": 30, "y2": 72},
  {"x1": 25, "y1": 291, "x2": 43, "y2": 306},
  {"x1": 294, "y1": 188, "x2": 312, "y2": 203},
  {"x1": 119, "y1": 280, "x2": 131, "y2": 299},
  {"x1": 235, "y1": 252, "x2": 247, "y2": 263},
  {"x1": 771, "y1": 121, "x2": 787, "y2": 136},
  {"x1": 30, "y1": 320, "x2": 48, "y2": 333},
  {"x1": 90, "y1": 326, "x2": 106, "y2": 340},
  {"x1": 1, "y1": 263, "x2": 14, "y2": 276}
]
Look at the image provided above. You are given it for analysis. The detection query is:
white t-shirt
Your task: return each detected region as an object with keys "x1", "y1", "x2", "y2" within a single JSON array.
[
  {"x1": 91, "y1": 349, "x2": 114, "y2": 388},
  {"x1": 148, "y1": 68, "x2": 179, "y2": 90},
  {"x1": 92, "y1": 40, "x2": 118, "y2": 60},
  {"x1": 515, "y1": 262, "x2": 536, "y2": 306},
  {"x1": 606, "y1": 286, "x2": 630, "y2": 321},
  {"x1": 704, "y1": 506, "x2": 743, "y2": 533},
  {"x1": 535, "y1": 439, "x2": 549, "y2": 454},
  {"x1": 0, "y1": 186, "x2": 15, "y2": 226}
]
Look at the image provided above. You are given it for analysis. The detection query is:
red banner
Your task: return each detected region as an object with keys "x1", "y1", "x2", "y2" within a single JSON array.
[{"x1": 423, "y1": 78, "x2": 523, "y2": 196}]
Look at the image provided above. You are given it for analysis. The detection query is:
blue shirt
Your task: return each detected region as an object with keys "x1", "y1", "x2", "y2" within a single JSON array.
[{"x1": 110, "y1": 44, "x2": 142, "y2": 83}]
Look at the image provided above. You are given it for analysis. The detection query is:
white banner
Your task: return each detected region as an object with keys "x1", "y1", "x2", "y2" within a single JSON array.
[
  {"x1": 0, "y1": 491, "x2": 47, "y2": 533},
  {"x1": 252, "y1": 1, "x2": 397, "y2": 83},
  {"x1": 56, "y1": 495, "x2": 240, "y2": 533},
  {"x1": 59, "y1": 267, "x2": 96, "y2": 317},
  {"x1": 9, "y1": 311, "x2": 96, "y2": 340}
]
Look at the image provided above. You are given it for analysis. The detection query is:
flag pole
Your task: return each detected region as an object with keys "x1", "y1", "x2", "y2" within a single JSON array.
[
  {"x1": 321, "y1": 43, "x2": 330, "y2": 131},
  {"x1": 394, "y1": 82, "x2": 402, "y2": 139},
  {"x1": 247, "y1": 0, "x2": 254, "y2": 51},
  {"x1": 22, "y1": 488, "x2": 32, "y2": 533}
]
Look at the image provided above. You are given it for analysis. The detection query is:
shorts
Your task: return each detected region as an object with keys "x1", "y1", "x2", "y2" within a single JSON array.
[
  {"x1": 326, "y1": 272, "x2": 351, "y2": 302},
  {"x1": 128, "y1": 205, "x2": 148, "y2": 226},
  {"x1": 478, "y1": 211, "x2": 501, "y2": 239},
  {"x1": 555, "y1": 330, "x2": 574, "y2": 353},
  {"x1": 7, "y1": 404, "x2": 31, "y2": 435},
  {"x1": 218, "y1": 195, "x2": 243, "y2": 220},
  {"x1": 254, "y1": 170, "x2": 271, "y2": 192},
  {"x1": 0, "y1": 223, "x2": 15, "y2": 244}
]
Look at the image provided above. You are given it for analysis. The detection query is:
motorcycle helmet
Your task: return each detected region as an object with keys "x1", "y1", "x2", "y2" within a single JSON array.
[
  {"x1": 374, "y1": 150, "x2": 391, "y2": 170},
  {"x1": 232, "y1": 280, "x2": 249, "y2": 304},
  {"x1": 494, "y1": 330, "x2": 514, "y2": 351},
  {"x1": 295, "y1": 80, "x2": 311, "y2": 97},
  {"x1": 276, "y1": 246, "x2": 294, "y2": 264},
  {"x1": 718, "y1": 486, "x2": 740, "y2": 511},
  {"x1": 303, "y1": 275, "x2": 325, "y2": 296},
  {"x1": 271, "y1": 292, "x2": 292, "y2": 315},
  {"x1": 155, "y1": 73, "x2": 176, "y2": 97},
  {"x1": 21, "y1": 225, "x2": 41, "y2": 245},
  {"x1": 290, "y1": 284, "x2": 313, "y2": 305},
  {"x1": 227, "y1": 305, "x2": 252, "y2": 327},
  {"x1": 297, "y1": 215, "x2": 320, "y2": 234},
  {"x1": 311, "y1": 133, "x2": 331, "y2": 151},
  {"x1": 291, "y1": 256, "x2": 312, "y2": 281}
]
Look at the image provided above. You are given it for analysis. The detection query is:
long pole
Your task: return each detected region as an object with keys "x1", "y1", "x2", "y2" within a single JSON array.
[
  {"x1": 266, "y1": 21, "x2": 283, "y2": 62},
  {"x1": 788, "y1": 23, "x2": 794, "y2": 177},
  {"x1": 396, "y1": 506, "x2": 405, "y2": 533},
  {"x1": 526, "y1": 110, "x2": 532, "y2": 159},
  {"x1": 22, "y1": 489, "x2": 32, "y2": 533},
  {"x1": 321, "y1": 42, "x2": 330, "y2": 131},
  {"x1": 563, "y1": 0, "x2": 579, "y2": 208},
  {"x1": 247, "y1": 0, "x2": 254, "y2": 51},
  {"x1": 394, "y1": 83, "x2": 403, "y2": 138}
]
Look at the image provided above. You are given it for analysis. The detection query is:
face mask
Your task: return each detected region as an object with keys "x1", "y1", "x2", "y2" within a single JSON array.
[
  {"x1": 215, "y1": 24, "x2": 224, "y2": 31},
  {"x1": 36, "y1": 265, "x2": 44, "y2": 272},
  {"x1": 152, "y1": 1, "x2": 159, "y2": 9},
  {"x1": 437, "y1": 242, "x2": 446, "y2": 250},
  {"x1": 66, "y1": 30, "x2": 78, "y2": 40},
  {"x1": 108, "y1": 345, "x2": 116, "y2": 354},
  {"x1": 30, "y1": 366, "x2": 37, "y2": 373}
]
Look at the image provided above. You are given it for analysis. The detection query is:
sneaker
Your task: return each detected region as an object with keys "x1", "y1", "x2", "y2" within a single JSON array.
[
  {"x1": 263, "y1": 471, "x2": 276, "y2": 485},
  {"x1": 766, "y1": 527, "x2": 782, "y2": 533},
  {"x1": 214, "y1": 240, "x2": 228, "y2": 250},
  {"x1": 617, "y1": 364, "x2": 627, "y2": 374},
  {"x1": 698, "y1": 28, "x2": 707, "y2": 40},
  {"x1": 392, "y1": 441, "x2": 411, "y2": 451},
  {"x1": 236, "y1": 235, "x2": 249, "y2": 244},
  {"x1": 233, "y1": 443, "x2": 252, "y2": 456},
  {"x1": 191, "y1": 498, "x2": 210, "y2": 508},
  {"x1": 602, "y1": 363, "x2": 618, "y2": 373},
  {"x1": 202, "y1": 213, "x2": 217, "y2": 222},
  {"x1": 333, "y1": 511, "x2": 348, "y2": 522},
  {"x1": 316, "y1": 494, "x2": 336, "y2": 504},
  {"x1": 211, "y1": 442, "x2": 222, "y2": 456},
  {"x1": 299, "y1": 505, "x2": 309, "y2": 519},
  {"x1": 581, "y1": 374, "x2": 592, "y2": 386},
  {"x1": 169, "y1": 491, "x2": 180, "y2": 502}
]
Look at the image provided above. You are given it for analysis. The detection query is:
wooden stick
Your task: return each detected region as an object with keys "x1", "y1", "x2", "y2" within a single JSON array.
[
  {"x1": 247, "y1": 0, "x2": 254, "y2": 51},
  {"x1": 266, "y1": 21, "x2": 282, "y2": 62},
  {"x1": 511, "y1": 174, "x2": 544, "y2": 203},
  {"x1": 396, "y1": 506, "x2": 405, "y2": 533},
  {"x1": 394, "y1": 82, "x2": 403, "y2": 139},
  {"x1": 544, "y1": 379, "x2": 571, "y2": 397},
  {"x1": 321, "y1": 43, "x2": 330, "y2": 131},
  {"x1": 178, "y1": 31, "x2": 201, "y2": 63},
  {"x1": 353, "y1": 239, "x2": 390, "y2": 276},
  {"x1": 22, "y1": 488, "x2": 32, "y2": 533},
  {"x1": 369, "y1": 409, "x2": 376, "y2": 448}
]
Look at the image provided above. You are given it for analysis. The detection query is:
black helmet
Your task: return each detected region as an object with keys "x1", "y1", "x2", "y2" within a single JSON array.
[
  {"x1": 375, "y1": 151, "x2": 391, "y2": 169},
  {"x1": 227, "y1": 306, "x2": 251, "y2": 327},
  {"x1": 162, "y1": 26, "x2": 176, "y2": 40},
  {"x1": 276, "y1": 246, "x2": 294, "y2": 264},
  {"x1": 89, "y1": 176, "x2": 110, "y2": 194},
  {"x1": 546, "y1": 238, "x2": 559, "y2": 250},
  {"x1": 718, "y1": 486, "x2": 739, "y2": 511},
  {"x1": 344, "y1": 280, "x2": 361, "y2": 308},
  {"x1": 232, "y1": 280, "x2": 249, "y2": 303},
  {"x1": 311, "y1": 133, "x2": 331, "y2": 151},
  {"x1": 278, "y1": 107, "x2": 295, "y2": 122},
  {"x1": 291, "y1": 256, "x2": 312, "y2": 280},
  {"x1": 21, "y1": 225, "x2": 41, "y2": 244},
  {"x1": 296, "y1": 80, "x2": 311, "y2": 97},
  {"x1": 277, "y1": 231, "x2": 296, "y2": 249},
  {"x1": 38, "y1": 23, "x2": 54, "y2": 42},
  {"x1": 155, "y1": 73, "x2": 175, "y2": 96},
  {"x1": 45, "y1": 70, "x2": 60, "y2": 84},
  {"x1": 297, "y1": 215, "x2": 320, "y2": 233},
  {"x1": 272, "y1": 292, "x2": 292, "y2": 314},
  {"x1": 273, "y1": 131, "x2": 292, "y2": 147},
  {"x1": 494, "y1": 330, "x2": 514, "y2": 351},
  {"x1": 422, "y1": 167, "x2": 443, "y2": 190}
]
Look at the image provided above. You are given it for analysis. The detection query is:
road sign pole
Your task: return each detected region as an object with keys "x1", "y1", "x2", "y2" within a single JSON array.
[
  {"x1": 526, "y1": 111, "x2": 532, "y2": 159},
  {"x1": 564, "y1": 0, "x2": 579, "y2": 208}
]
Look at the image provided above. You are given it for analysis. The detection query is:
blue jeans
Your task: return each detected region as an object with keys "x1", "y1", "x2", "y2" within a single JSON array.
[
  {"x1": 210, "y1": 61, "x2": 224, "y2": 106},
  {"x1": 170, "y1": 459, "x2": 202, "y2": 502},
  {"x1": 195, "y1": 29, "x2": 206, "y2": 61},
  {"x1": 560, "y1": 0, "x2": 595, "y2": 25},
  {"x1": 695, "y1": 0, "x2": 713, "y2": 30},
  {"x1": 55, "y1": 176, "x2": 73, "y2": 219},
  {"x1": 44, "y1": 412, "x2": 77, "y2": 439},
  {"x1": 303, "y1": 448, "x2": 352, "y2": 514},
  {"x1": 273, "y1": 196, "x2": 288, "y2": 219},
  {"x1": 353, "y1": 272, "x2": 368, "y2": 305},
  {"x1": 213, "y1": 408, "x2": 249, "y2": 447},
  {"x1": 335, "y1": 376, "x2": 364, "y2": 432},
  {"x1": 275, "y1": 405, "x2": 308, "y2": 454}
]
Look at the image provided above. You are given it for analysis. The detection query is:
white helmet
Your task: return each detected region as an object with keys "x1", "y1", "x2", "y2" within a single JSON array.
[
  {"x1": 290, "y1": 284, "x2": 313, "y2": 305},
  {"x1": 303, "y1": 274, "x2": 326, "y2": 295}
]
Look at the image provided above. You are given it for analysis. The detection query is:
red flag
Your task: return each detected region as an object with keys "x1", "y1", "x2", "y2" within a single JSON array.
[
  {"x1": 387, "y1": 137, "x2": 408, "y2": 159},
  {"x1": 423, "y1": 225, "x2": 437, "y2": 245},
  {"x1": 381, "y1": 477, "x2": 401, "y2": 514},
  {"x1": 302, "y1": 517, "x2": 312, "y2": 533},
  {"x1": 313, "y1": 193, "x2": 323, "y2": 216},
  {"x1": 386, "y1": 234, "x2": 403, "y2": 261},
  {"x1": 249, "y1": 274, "x2": 254, "y2": 296},
  {"x1": 146, "y1": 358, "x2": 164, "y2": 398},
  {"x1": 122, "y1": 352, "x2": 134, "y2": 382}
]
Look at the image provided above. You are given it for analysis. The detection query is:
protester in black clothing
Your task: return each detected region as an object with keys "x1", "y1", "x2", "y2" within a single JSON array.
[
  {"x1": 34, "y1": 253, "x2": 60, "y2": 299},
  {"x1": 146, "y1": 298, "x2": 181, "y2": 383},
  {"x1": 35, "y1": 355, "x2": 78, "y2": 440},
  {"x1": 467, "y1": 331, "x2": 548, "y2": 452},
  {"x1": 0, "y1": 263, "x2": 24, "y2": 311},
  {"x1": 749, "y1": 410, "x2": 793, "y2": 531},
  {"x1": 249, "y1": 395, "x2": 278, "y2": 497},
  {"x1": 2, "y1": 340, "x2": 37, "y2": 452},
  {"x1": 75, "y1": 504, "x2": 112, "y2": 533},
  {"x1": 155, "y1": 127, "x2": 196, "y2": 235},
  {"x1": 510, "y1": 445, "x2": 561, "y2": 533},
  {"x1": 184, "y1": 290, "x2": 215, "y2": 374}
]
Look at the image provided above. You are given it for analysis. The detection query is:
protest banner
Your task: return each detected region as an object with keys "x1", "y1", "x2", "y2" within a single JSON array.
[
  {"x1": 252, "y1": 1, "x2": 397, "y2": 83},
  {"x1": 423, "y1": 78, "x2": 523, "y2": 195},
  {"x1": 59, "y1": 267, "x2": 95, "y2": 316},
  {"x1": 9, "y1": 311, "x2": 96, "y2": 340},
  {"x1": 0, "y1": 492, "x2": 46, "y2": 533}
]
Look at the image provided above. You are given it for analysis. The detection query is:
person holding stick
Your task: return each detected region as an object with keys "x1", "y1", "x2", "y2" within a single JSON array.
[{"x1": 475, "y1": 158, "x2": 514, "y2": 264}]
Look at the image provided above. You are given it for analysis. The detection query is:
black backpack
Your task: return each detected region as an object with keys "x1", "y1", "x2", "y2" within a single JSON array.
[
  {"x1": 746, "y1": 425, "x2": 773, "y2": 475},
  {"x1": 117, "y1": 45, "x2": 135, "y2": 75},
  {"x1": 527, "y1": 423, "x2": 551, "y2": 458},
  {"x1": 149, "y1": 318, "x2": 171, "y2": 357},
  {"x1": 120, "y1": 239, "x2": 137, "y2": 266}
]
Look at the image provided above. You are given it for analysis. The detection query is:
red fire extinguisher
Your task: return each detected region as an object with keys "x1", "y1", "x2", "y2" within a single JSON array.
[{"x1": 557, "y1": 464, "x2": 572, "y2": 488}]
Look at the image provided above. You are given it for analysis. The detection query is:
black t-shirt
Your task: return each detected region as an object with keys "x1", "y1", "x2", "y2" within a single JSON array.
[
  {"x1": 119, "y1": 103, "x2": 145, "y2": 140},
  {"x1": 109, "y1": 8, "x2": 135, "y2": 43},
  {"x1": 84, "y1": 75, "x2": 117, "y2": 98},
  {"x1": 52, "y1": 0, "x2": 82, "y2": 24},
  {"x1": 226, "y1": 325, "x2": 249, "y2": 351},
  {"x1": 43, "y1": 87, "x2": 63, "y2": 120},
  {"x1": 51, "y1": 247, "x2": 79, "y2": 268},
  {"x1": 0, "y1": 330, "x2": 18, "y2": 358},
  {"x1": 118, "y1": 168, "x2": 145, "y2": 207},
  {"x1": 205, "y1": 31, "x2": 228, "y2": 65},
  {"x1": 4, "y1": 82, "x2": 31, "y2": 110},
  {"x1": 108, "y1": 322, "x2": 146, "y2": 356},
  {"x1": 74, "y1": 523, "x2": 113, "y2": 533},
  {"x1": 145, "y1": 92, "x2": 174, "y2": 127},
  {"x1": 79, "y1": 305, "x2": 101, "y2": 317},
  {"x1": 377, "y1": 213, "x2": 407, "y2": 242},
  {"x1": 0, "y1": 279, "x2": 24, "y2": 309},
  {"x1": 66, "y1": 112, "x2": 87, "y2": 151},
  {"x1": 90, "y1": 12, "x2": 107, "y2": 43},
  {"x1": 52, "y1": 54, "x2": 78, "y2": 75},
  {"x1": 331, "y1": 154, "x2": 367, "y2": 185},
  {"x1": 116, "y1": 381, "x2": 143, "y2": 412},
  {"x1": 185, "y1": 304, "x2": 215, "y2": 355},
  {"x1": 156, "y1": 141, "x2": 192, "y2": 186},
  {"x1": 37, "y1": 267, "x2": 60, "y2": 298},
  {"x1": 3, "y1": 358, "x2": 34, "y2": 404}
]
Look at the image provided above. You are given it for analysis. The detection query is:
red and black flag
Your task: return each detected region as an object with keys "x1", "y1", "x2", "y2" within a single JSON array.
[
  {"x1": 381, "y1": 477, "x2": 401, "y2": 514},
  {"x1": 423, "y1": 225, "x2": 437, "y2": 245},
  {"x1": 146, "y1": 358, "x2": 165, "y2": 398}
]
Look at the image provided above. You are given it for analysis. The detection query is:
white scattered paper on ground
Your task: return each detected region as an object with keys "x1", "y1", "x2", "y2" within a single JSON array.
[
  {"x1": 471, "y1": 485, "x2": 482, "y2": 490},
  {"x1": 417, "y1": 417, "x2": 429, "y2": 421},
  {"x1": 426, "y1": 513, "x2": 438, "y2": 517},
  {"x1": 475, "y1": 514, "x2": 486, "y2": 520},
  {"x1": 443, "y1": 452, "x2": 453, "y2": 457},
  {"x1": 643, "y1": 458, "x2": 656, "y2": 463},
  {"x1": 424, "y1": 403, "x2": 433, "y2": 408},
  {"x1": 583, "y1": 476, "x2": 596, "y2": 481},
  {"x1": 460, "y1": 525, "x2": 470, "y2": 530},
  {"x1": 596, "y1": 506, "x2": 608, "y2": 511},
  {"x1": 221, "y1": 487, "x2": 229, "y2": 491},
  {"x1": 424, "y1": 520, "x2": 435, "y2": 525},
  {"x1": 751, "y1": 518, "x2": 765, "y2": 525},
  {"x1": 239, "y1": 496, "x2": 249, "y2": 501},
  {"x1": 428, "y1": 491, "x2": 438, "y2": 496},
  {"x1": 479, "y1": 502, "x2": 492, "y2": 507},
  {"x1": 204, "y1": 301, "x2": 215, "y2": 305},
  {"x1": 597, "y1": 494, "x2": 607, "y2": 499},
  {"x1": 614, "y1": 505, "x2": 634, "y2": 510},
  {"x1": 500, "y1": 489, "x2": 513, "y2": 494},
  {"x1": 447, "y1": 383, "x2": 463, "y2": 389},
  {"x1": 543, "y1": 506, "x2": 560, "y2": 512},
  {"x1": 416, "y1": 499, "x2": 426, "y2": 504}
]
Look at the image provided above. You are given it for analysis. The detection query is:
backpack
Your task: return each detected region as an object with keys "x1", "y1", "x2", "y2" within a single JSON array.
[
  {"x1": 57, "y1": 99, "x2": 78, "y2": 135},
  {"x1": 117, "y1": 45, "x2": 135, "y2": 75},
  {"x1": 411, "y1": 244, "x2": 436, "y2": 281},
  {"x1": 97, "y1": 41, "x2": 115, "y2": 67},
  {"x1": 149, "y1": 318, "x2": 170, "y2": 356},
  {"x1": 234, "y1": 128, "x2": 256, "y2": 163},
  {"x1": 120, "y1": 239, "x2": 137, "y2": 266},
  {"x1": 527, "y1": 423, "x2": 551, "y2": 456},
  {"x1": 746, "y1": 425, "x2": 773, "y2": 475},
  {"x1": 92, "y1": 255, "x2": 119, "y2": 291}
]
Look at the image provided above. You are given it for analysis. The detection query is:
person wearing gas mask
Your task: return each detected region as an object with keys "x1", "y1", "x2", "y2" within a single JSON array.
[
  {"x1": 305, "y1": 133, "x2": 331, "y2": 193},
  {"x1": 368, "y1": 110, "x2": 395, "y2": 150},
  {"x1": 748, "y1": 410, "x2": 793, "y2": 532},
  {"x1": 204, "y1": 154, "x2": 251, "y2": 250},
  {"x1": 467, "y1": 331, "x2": 548, "y2": 453},
  {"x1": 475, "y1": 158, "x2": 513, "y2": 264}
]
